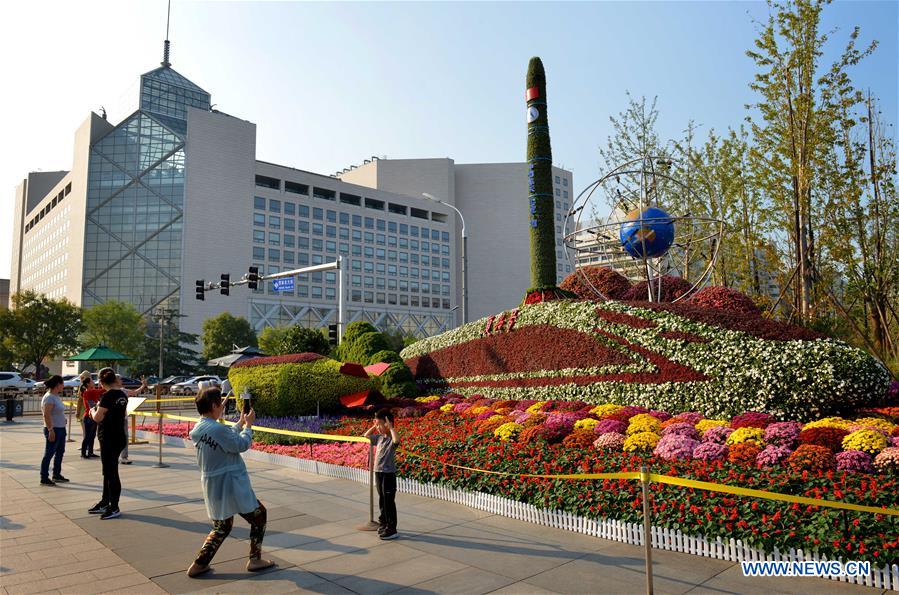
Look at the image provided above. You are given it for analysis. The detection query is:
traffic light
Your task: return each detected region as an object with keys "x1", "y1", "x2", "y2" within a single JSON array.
[
  {"x1": 195, "y1": 280, "x2": 205, "y2": 301},
  {"x1": 220, "y1": 274, "x2": 230, "y2": 296},
  {"x1": 247, "y1": 266, "x2": 259, "y2": 290},
  {"x1": 328, "y1": 324, "x2": 338, "y2": 346}
]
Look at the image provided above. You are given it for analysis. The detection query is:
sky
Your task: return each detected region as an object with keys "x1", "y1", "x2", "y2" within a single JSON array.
[{"x1": 1, "y1": 0, "x2": 896, "y2": 281}]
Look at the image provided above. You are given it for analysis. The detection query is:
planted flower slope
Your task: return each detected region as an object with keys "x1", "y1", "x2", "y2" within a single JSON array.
[{"x1": 401, "y1": 300, "x2": 889, "y2": 420}]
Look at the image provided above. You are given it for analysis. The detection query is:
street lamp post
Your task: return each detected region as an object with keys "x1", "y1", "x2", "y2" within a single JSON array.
[{"x1": 422, "y1": 193, "x2": 467, "y2": 325}]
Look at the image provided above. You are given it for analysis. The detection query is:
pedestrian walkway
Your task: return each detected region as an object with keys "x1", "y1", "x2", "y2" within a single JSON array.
[{"x1": 1, "y1": 418, "x2": 885, "y2": 594}]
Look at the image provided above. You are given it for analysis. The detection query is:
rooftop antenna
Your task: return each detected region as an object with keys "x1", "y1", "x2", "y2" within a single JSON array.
[{"x1": 161, "y1": 0, "x2": 172, "y2": 67}]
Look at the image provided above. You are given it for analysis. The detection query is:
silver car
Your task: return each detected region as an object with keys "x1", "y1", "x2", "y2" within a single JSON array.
[{"x1": 0, "y1": 372, "x2": 36, "y2": 395}]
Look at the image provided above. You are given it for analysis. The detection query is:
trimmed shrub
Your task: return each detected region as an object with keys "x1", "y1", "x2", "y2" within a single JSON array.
[
  {"x1": 378, "y1": 361, "x2": 418, "y2": 398},
  {"x1": 559, "y1": 266, "x2": 632, "y2": 300},
  {"x1": 336, "y1": 329, "x2": 391, "y2": 365},
  {"x1": 689, "y1": 286, "x2": 760, "y2": 315},
  {"x1": 229, "y1": 358, "x2": 372, "y2": 416},
  {"x1": 369, "y1": 350, "x2": 402, "y2": 364},
  {"x1": 623, "y1": 275, "x2": 693, "y2": 302},
  {"x1": 279, "y1": 325, "x2": 330, "y2": 355}
]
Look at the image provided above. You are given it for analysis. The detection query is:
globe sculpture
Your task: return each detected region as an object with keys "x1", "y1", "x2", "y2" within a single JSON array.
[
  {"x1": 563, "y1": 156, "x2": 726, "y2": 302},
  {"x1": 618, "y1": 206, "x2": 675, "y2": 259}
]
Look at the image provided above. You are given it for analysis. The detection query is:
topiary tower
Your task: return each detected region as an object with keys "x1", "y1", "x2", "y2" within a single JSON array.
[{"x1": 525, "y1": 57, "x2": 569, "y2": 303}]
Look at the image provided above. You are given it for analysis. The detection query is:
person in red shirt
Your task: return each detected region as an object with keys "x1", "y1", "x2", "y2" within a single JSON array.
[{"x1": 81, "y1": 378, "x2": 103, "y2": 459}]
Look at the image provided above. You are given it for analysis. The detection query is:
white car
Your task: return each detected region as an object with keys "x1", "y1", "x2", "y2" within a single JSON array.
[
  {"x1": 0, "y1": 372, "x2": 35, "y2": 395},
  {"x1": 171, "y1": 375, "x2": 222, "y2": 395}
]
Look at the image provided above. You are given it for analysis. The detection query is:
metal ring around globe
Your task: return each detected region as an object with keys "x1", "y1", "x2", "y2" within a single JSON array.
[{"x1": 563, "y1": 155, "x2": 726, "y2": 302}]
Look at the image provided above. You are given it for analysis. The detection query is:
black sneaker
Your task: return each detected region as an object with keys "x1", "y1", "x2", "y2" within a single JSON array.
[
  {"x1": 87, "y1": 454, "x2": 99, "y2": 458},
  {"x1": 377, "y1": 526, "x2": 387, "y2": 535},
  {"x1": 380, "y1": 529, "x2": 398, "y2": 540},
  {"x1": 40, "y1": 478, "x2": 56, "y2": 486},
  {"x1": 52, "y1": 475, "x2": 70, "y2": 483},
  {"x1": 88, "y1": 502, "x2": 108, "y2": 514},
  {"x1": 120, "y1": 459, "x2": 132, "y2": 465},
  {"x1": 100, "y1": 507, "x2": 121, "y2": 520}
]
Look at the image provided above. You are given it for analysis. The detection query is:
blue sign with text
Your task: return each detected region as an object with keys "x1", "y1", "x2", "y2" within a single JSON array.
[{"x1": 271, "y1": 277, "x2": 295, "y2": 292}]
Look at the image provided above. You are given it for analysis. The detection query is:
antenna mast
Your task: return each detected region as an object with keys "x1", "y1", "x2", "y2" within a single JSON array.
[{"x1": 161, "y1": 0, "x2": 172, "y2": 67}]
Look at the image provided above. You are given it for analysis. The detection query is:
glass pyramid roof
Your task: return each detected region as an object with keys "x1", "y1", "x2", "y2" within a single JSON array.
[{"x1": 140, "y1": 66, "x2": 209, "y2": 95}]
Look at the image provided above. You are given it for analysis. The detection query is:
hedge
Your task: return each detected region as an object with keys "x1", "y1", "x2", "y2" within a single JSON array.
[{"x1": 229, "y1": 358, "x2": 372, "y2": 416}]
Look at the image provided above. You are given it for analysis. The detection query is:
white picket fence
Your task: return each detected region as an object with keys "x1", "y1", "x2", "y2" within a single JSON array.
[{"x1": 137, "y1": 430, "x2": 899, "y2": 591}]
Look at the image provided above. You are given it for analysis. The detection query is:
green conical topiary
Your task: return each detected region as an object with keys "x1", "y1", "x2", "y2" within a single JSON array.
[{"x1": 526, "y1": 56, "x2": 557, "y2": 290}]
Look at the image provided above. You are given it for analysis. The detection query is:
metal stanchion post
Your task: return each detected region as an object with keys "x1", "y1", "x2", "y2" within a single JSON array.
[
  {"x1": 357, "y1": 440, "x2": 380, "y2": 531},
  {"x1": 153, "y1": 386, "x2": 168, "y2": 468},
  {"x1": 66, "y1": 399, "x2": 75, "y2": 442},
  {"x1": 640, "y1": 465, "x2": 654, "y2": 595}
]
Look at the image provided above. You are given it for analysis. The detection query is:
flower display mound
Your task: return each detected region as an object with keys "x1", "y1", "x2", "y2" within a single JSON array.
[
  {"x1": 559, "y1": 266, "x2": 632, "y2": 300},
  {"x1": 401, "y1": 300, "x2": 890, "y2": 420},
  {"x1": 623, "y1": 275, "x2": 694, "y2": 302},
  {"x1": 228, "y1": 352, "x2": 374, "y2": 417},
  {"x1": 688, "y1": 286, "x2": 760, "y2": 315}
]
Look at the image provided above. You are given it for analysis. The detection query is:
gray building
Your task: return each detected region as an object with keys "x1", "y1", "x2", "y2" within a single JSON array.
[
  {"x1": 0, "y1": 279, "x2": 9, "y2": 310},
  {"x1": 9, "y1": 52, "x2": 572, "y2": 353}
]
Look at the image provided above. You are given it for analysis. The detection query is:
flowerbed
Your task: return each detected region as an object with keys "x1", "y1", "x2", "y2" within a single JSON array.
[
  {"x1": 138, "y1": 396, "x2": 899, "y2": 565},
  {"x1": 401, "y1": 300, "x2": 889, "y2": 420}
]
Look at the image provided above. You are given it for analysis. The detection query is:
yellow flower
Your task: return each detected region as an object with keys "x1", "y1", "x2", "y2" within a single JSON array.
[
  {"x1": 803, "y1": 417, "x2": 852, "y2": 431},
  {"x1": 852, "y1": 417, "x2": 896, "y2": 434},
  {"x1": 627, "y1": 413, "x2": 661, "y2": 435},
  {"x1": 494, "y1": 422, "x2": 523, "y2": 442},
  {"x1": 623, "y1": 431, "x2": 660, "y2": 452},
  {"x1": 696, "y1": 419, "x2": 728, "y2": 436},
  {"x1": 526, "y1": 401, "x2": 548, "y2": 414},
  {"x1": 726, "y1": 427, "x2": 765, "y2": 446},
  {"x1": 590, "y1": 404, "x2": 623, "y2": 418},
  {"x1": 469, "y1": 406, "x2": 489, "y2": 416},
  {"x1": 842, "y1": 430, "x2": 889, "y2": 454},
  {"x1": 415, "y1": 395, "x2": 441, "y2": 403},
  {"x1": 574, "y1": 418, "x2": 599, "y2": 432},
  {"x1": 440, "y1": 403, "x2": 454, "y2": 413}
]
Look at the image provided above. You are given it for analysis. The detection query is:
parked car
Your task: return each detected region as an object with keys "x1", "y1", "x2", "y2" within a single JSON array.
[
  {"x1": 0, "y1": 372, "x2": 35, "y2": 395},
  {"x1": 171, "y1": 375, "x2": 221, "y2": 395},
  {"x1": 149, "y1": 375, "x2": 189, "y2": 394}
]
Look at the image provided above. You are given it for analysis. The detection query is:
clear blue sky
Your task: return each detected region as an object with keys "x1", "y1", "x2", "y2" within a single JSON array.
[{"x1": 1, "y1": 0, "x2": 896, "y2": 279}]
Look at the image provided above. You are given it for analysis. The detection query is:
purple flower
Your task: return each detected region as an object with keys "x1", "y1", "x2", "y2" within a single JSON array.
[
  {"x1": 594, "y1": 419, "x2": 627, "y2": 435},
  {"x1": 835, "y1": 450, "x2": 874, "y2": 473},
  {"x1": 453, "y1": 403, "x2": 473, "y2": 413},
  {"x1": 693, "y1": 442, "x2": 728, "y2": 461},
  {"x1": 731, "y1": 411, "x2": 775, "y2": 429},
  {"x1": 648, "y1": 410, "x2": 672, "y2": 422},
  {"x1": 616, "y1": 405, "x2": 650, "y2": 421},
  {"x1": 661, "y1": 422, "x2": 699, "y2": 440},
  {"x1": 515, "y1": 399, "x2": 539, "y2": 411},
  {"x1": 476, "y1": 410, "x2": 497, "y2": 420},
  {"x1": 702, "y1": 425, "x2": 733, "y2": 444},
  {"x1": 764, "y1": 422, "x2": 802, "y2": 447},
  {"x1": 654, "y1": 434, "x2": 699, "y2": 461},
  {"x1": 756, "y1": 445, "x2": 793, "y2": 468}
]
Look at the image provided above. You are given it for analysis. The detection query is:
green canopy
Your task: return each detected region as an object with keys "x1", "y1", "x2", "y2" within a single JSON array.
[{"x1": 66, "y1": 344, "x2": 131, "y2": 362}]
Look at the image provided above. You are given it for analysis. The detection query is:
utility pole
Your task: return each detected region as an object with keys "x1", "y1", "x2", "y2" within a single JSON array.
[{"x1": 152, "y1": 305, "x2": 176, "y2": 380}]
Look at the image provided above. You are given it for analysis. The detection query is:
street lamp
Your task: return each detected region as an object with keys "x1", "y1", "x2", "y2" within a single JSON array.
[{"x1": 422, "y1": 192, "x2": 467, "y2": 325}]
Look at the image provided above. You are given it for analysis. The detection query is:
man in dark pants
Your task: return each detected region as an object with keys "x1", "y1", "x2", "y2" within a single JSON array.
[{"x1": 364, "y1": 409, "x2": 400, "y2": 540}]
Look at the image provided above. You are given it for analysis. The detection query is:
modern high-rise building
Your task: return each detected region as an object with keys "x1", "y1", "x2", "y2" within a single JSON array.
[{"x1": 9, "y1": 49, "x2": 573, "y2": 355}]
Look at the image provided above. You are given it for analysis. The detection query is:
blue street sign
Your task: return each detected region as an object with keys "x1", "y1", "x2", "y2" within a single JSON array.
[{"x1": 271, "y1": 277, "x2": 295, "y2": 292}]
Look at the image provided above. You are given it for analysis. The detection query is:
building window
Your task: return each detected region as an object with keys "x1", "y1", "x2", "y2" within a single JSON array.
[
  {"x1": 313, "y1": 187, "x2": 336, "y2": 201},
  {"x1": 352, "y1": 245, "x2": 362, "y2": 256},
  {"x1": 298, "y1": 220, "x2": 309, "y2": 234},
  {"x1": 313, "y1": 208, "x2": 323, "y2": 220},
  {"x1": 253, "y1": 230, "x2": 265, "y2": 244},
  {"x1": 399, "y1": 223, "x2": 408, "y2": 235},
  {"x1": 298, "y1": 204, "x2": 310, "y2": 218},
  {"x1": 283, "y1": 251, "x2": 294, "y2": 264},
  {"x1": 312, "y1": 239, "x2": 323, "y2": 251},
  {"x1": 410, "y1": 207, "x2": 428, "y2": 220},
  {"x1": 411, "y1": 296, "x2": 419, "y2": 307},
  {"x1": 269, "y1": 199, "x2": 281, "y2": 212},
  {"x1": 254, "y1": 196, "x2": 266, "y2": 210},
  {"x1": 352, "y1": 290, "x2": 362, "y2": 302},
  {"x1": 326, "y1": 240, "x2": 336, "y2": 253},
  {"x1": 365, "y1": 198, "x2": 385, "y2": 211},
  {"x1": 268, "y1": 249, "x2": 280, "y2": 261},
  {"x1": 563, "y1": 178, "x2": 568, "y2": 187},
  {"x1": 340, "y1": 193, "x2": 361, "y2": 206},
  {"x1": 325, "y1": 287, "x2": 336, "y2": 300},
  {"x1": 268, "y1": 232, "x2": 280, "y2": 246},
  {"x1": 364, "y1": 231, "x2": 374, "y2": 243},
  {"x1": 364, "y1": 291, "x2": 374, "y2": 303},
  {"x1": 312, "y1": 286, "x2": 323, "y2": 298},
  {"x1": 364, "y1": 217, "x2": 374, "y2": 229},
  {"x1": 254, "y1": 214, "x2": 265, "y2": 227},
  {"x1": 376, "y1": 234, "x2": 386, "y2": 246},
  {"x1": 326, "y1": 225, "x2": 336, "y2": 238},
  {"x1": 339, "y1": 242, "x2": 349, "y2": 254},
  {"x1": 376, "y1": 293, "x2": 385, "y2": 304},
  {"x1": 285, "y1": 181, "x2": 308, "y2": 195},
  {"x1": 364, "y1": 247, "x2": 374, "y2": 258},
  {"x1": 252, "y1": 247, "x2": 265, "y2": 260},
  {"x1": 313, "y1": 223, "x2": 323, "y2": 235},
  {"x1": 352, "y1": 275, "x2": 362, "y2": 287},
  {"x1": 269, "y1": 216, "x2": 281, "y2": 229},
  {"x1": 377, "y1": 219, "x2": 386, "y2": 231},
  {"x1": 351, "y1": 259, "x2": 362, "y2": 271},
  {"x1": 256, "y1": 175, "x2": 280, "y2": 190},
  {"x1": 298, "y1": 237, "x2": 309, "y2": 249},
  {"x1": 399, "y1": 238, "x2": 408, "y2": 249},
  {"x1": 555, "y1": 175, "x2": 560, "y2": 184},
  {"x1": 400, "y1": 295, "x2": 408, "y2": 306}
]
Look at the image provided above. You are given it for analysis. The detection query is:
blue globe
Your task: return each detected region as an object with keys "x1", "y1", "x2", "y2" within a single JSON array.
[{"x1": 618, "y1": 207, "x2": 675, "y2": 259}]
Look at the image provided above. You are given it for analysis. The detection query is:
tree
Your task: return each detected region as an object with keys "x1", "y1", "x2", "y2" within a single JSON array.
[
  {"x1": 257, "y1": 326, "x2": 289, "y2": 356},
  {"x1": 279, "y1": 325, "x2": 330, "y2": 355},
  {"x1": 81, "y1": 300, "x2": 145, "y2": 359},
  {"x1": 0, "y1": 291, "x2": 83, "y2": 379},
  {"x1": 201, "y1": 312, "x2": 257, "y2": 363},
  {"x1": 129, "y1": 314, "x2": 201, "y2": 378}
]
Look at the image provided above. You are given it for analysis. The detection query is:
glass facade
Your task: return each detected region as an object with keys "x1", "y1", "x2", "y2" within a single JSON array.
[{"x1": 82, "y1": 66, "x2": 210, "y2": 313}]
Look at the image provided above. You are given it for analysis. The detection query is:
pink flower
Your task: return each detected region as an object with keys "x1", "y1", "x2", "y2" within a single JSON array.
[
  {"x1": 835, "y1": 450, "x2": 875, "y2": 473},
  {"x1": 594, "y1": 419, "x2": 627, "y2": 435},
  {"x1": 693, "y1": 442, "x2": 727, "y2": 461},
  {"x1": 756, "y1": 445, "x2": 792, "y2": 468},
  {"x1": 764, "y1": 422, "x2": 801, "y2": 447},
  {"x1": 661, "y1": 422, "x2": 699, "y2": 440},
  {"x1": 654, "y1": 434, "x2": 699, "y2": 461},
  {"x1": 593, "y1": 432, "x2": 626, "y2": 450},
  {"x1": 702, "y1": 425, "x2": 733, "y2": 444}
]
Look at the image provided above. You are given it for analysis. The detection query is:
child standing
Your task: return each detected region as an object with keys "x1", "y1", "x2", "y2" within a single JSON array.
[
  {"x1": 187, "y1": 387, "x2": 274, "y2": 578},
  {"x1": 364, "y1": 409, "x2": 400, "y2": 540}
]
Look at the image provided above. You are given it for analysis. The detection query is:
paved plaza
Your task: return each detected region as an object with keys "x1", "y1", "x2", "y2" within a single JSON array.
[{"x1": 0, "y1": 418, "x2": 886, "y2": 594}]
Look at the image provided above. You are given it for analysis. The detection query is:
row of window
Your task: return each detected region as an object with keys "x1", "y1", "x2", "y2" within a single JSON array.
[
  {"x1": 254, "y1": 200, "x2": 451, "y2": 240},
  {"x1": 253, "y1": 218, "x2": 449, "y2": 246},
  {"x1": 25, "y1": 182, "x2": 72, "y2": 234},
  {"x1": 554, "y1": 175, "x2": 569, "y2": 187},
  {"x1": 253, "y1": 231, "x2": 450, "y2": 258},
  {"x1": 254, "y1": 181, "x2": 446, "y2": 223}
]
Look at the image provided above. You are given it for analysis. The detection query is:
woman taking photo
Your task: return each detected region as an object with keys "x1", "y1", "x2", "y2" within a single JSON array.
[
  {"x1": 88, "y1": 368, "x2": 145, "y2": 519},
  {"x1": 40, "y1": 375, "x2": 69, "y2": 486}
]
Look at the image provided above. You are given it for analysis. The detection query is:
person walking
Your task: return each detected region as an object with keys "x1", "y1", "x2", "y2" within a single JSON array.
[
  {"x1": 363, "y1": 409, "x2": 400, "y2": 540},
  {"x1": 187, "y1": 387, "x2": 273, "y2": 578},
  {"x1": 88, "y1": 368, "x2": 130, "y2": 519},
  {"x1": 80, "y1": 375, "x2": 102, "y2": 458},
  {"x1": 39, "y1": 375, "x2": 69, "y2": 486}
]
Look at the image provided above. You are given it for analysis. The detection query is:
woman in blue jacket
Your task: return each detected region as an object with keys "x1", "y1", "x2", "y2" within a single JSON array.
[{"x1": 187, "y1": 387, "x2": 274, "y2": 578}]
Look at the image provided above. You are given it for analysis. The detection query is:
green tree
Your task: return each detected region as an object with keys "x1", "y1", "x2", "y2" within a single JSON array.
[
  {"x1": 130, "y1": 314, "x2": 201, "y2": 377},
  {"x1": 81, "y1": 300, "x2": 145, "y2": 359},
  {"x1": 0, "y1": 291, "x2": 83, "y2": 379},
  {"x1": 201, "y1": 312, "x2": 257, "y2": 363},
  {"x1": 257, "y1": 326, "x2": 289, "y2": 356},
  {"x1": 279, "y1": 325, "x2": 330, "y2": 355}
]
